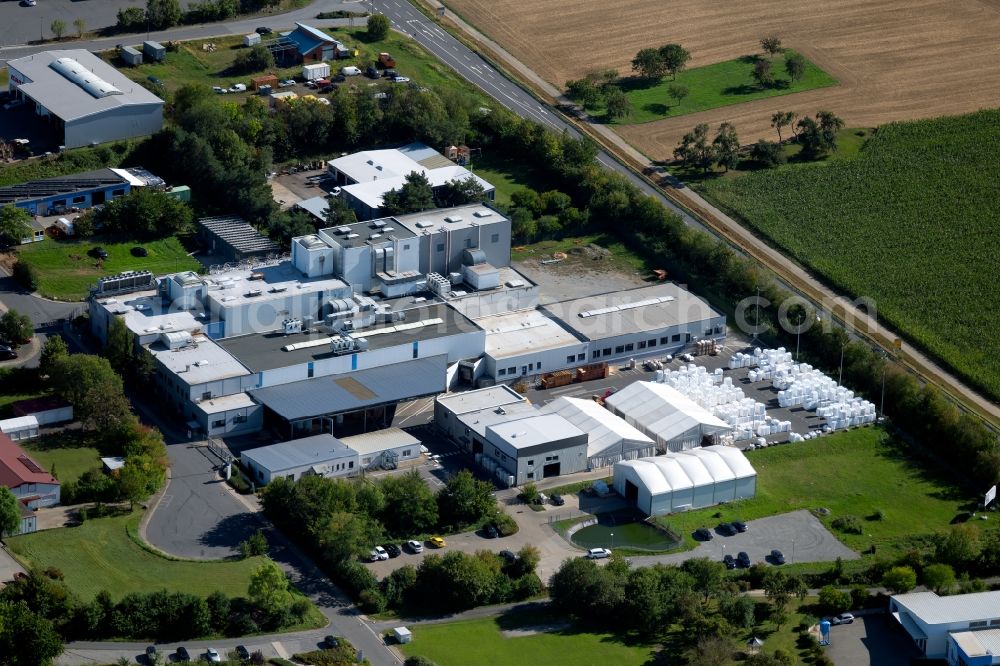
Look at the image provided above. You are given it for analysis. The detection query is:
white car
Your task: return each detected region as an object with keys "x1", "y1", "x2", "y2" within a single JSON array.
[
  {"x1": 212, "y1": 86, "x2": 226, "y2": 94},
  {"x1": 837, "y1": 613, "x2": 855, "y2": 624},
  {"x1": 204, "y1": 648, "x2": 222, "y2": 663},
  {"x1": 407, "y1": 540, "x2": 423, "y2": 553},
  {"x1": 586, "y1": 547, "x2": 612, "y2": 559},
  {"x1": 21, "y1": 0, "x2": 37, "y2": 6},
  {"x1": 279, "y1": 79, "x2": 296, "y2": 87},
  {"x1": 341, "y1": 66, "x2": 362, "y2": 76},
  {"x1": 680, "y1": 353, "x2": 694, "y2": 362},
  {"x1": 391, "y1": 76, "x2": 410, "y2": 83},
  {"x1": 370, "y1": 546, "x2": 388, "y2": 561}
]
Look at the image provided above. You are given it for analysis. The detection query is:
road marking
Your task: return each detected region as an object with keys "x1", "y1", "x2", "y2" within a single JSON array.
[{"x1": 272, "y1": 642, "x2": 287, "y2": 658}]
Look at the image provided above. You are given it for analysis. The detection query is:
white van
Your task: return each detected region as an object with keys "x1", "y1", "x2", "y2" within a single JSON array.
[{"x1": 341, "y1": 66, "x2": 361, "y2": 76}]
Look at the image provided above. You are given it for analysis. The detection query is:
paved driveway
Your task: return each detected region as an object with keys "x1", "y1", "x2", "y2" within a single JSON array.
[
  {"x1": 0, "y1": 544, "x2": 27, "y2": 583},
  {"x1": 825, "y1": 613, "x2": 920, "y2": 666},
  {"x1": 629, "y1": 510, "x2": 859, "y2": 568}
]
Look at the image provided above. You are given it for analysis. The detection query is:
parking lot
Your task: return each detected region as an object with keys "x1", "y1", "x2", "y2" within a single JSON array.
[{"x1": 825, "y1": 613, "x2": 921, "y2": 666}]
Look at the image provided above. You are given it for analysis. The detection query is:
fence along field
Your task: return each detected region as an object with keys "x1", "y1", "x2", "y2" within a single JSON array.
[
  {"x1": 444, "y1": 0, "x2": 1000, "y2": 150},
  {"x1": 700, "y1": 110, "x2": 1000, "y2": 402}
]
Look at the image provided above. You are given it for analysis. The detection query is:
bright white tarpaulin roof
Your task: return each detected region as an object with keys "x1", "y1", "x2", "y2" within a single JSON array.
[
  {"x1": 605, "y1": 381, "x2": 730, "y2": 442},
  {"x1": 539, "y1": 396, "x2": 653, "y2": 458},
  {"x1": 615, "y1": 445, "x2": 755, "y2": 495}
]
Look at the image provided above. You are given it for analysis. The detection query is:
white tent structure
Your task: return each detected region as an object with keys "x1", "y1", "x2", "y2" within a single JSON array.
[
  {"x1": 538, "y1": 396, "x2": 656, "y2": 469},
  {"x1": 613, "y1": 445, "x2": 756, "y2": 516},
  {"x1": 605, "y1": 381, "x2": 730, "y2": 452}
]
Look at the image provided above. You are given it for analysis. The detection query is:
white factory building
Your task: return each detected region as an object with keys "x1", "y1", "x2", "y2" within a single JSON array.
[
  {"x1": 605, "y1": 381, "x2": 731, "y2": 452},
  {"x1": 484, "y1": 413, "x2": 588, "y2": 486},
  {"x1": 613, "y1": 445, "x2": 757, "y2": 516},
  {"x1": 474, "y1": 308, "x2": 587, "y2": 380},
  {"x1": 7, "y1": 50, "x2": 164, "y2": 148},
  {"x1": 890, "y1": 590, "x2": 1000, "y2": 663},
  {"x1": 434, "y1": 385, "x2": 534, "y2": 453},
  {"x1": 242, "y1": 434, "x2": 358, "y2": 485},
  {"x1": 538, "y1": 396, "x2": 656, "y2": 468},
  {"x1": 326, "y1": 143, "x2": 495, "y2": 219}
]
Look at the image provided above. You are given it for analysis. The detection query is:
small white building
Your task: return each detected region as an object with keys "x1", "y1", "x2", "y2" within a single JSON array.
[
  {"x1": 484, "y1": 413, "x2": 588, "y2": 486},
  {"x1": 613, "y1": 445, "x2": 756, "y2": 516},
  {"x1": 339, "y1": 428, "x2": 421, "y2": 471},
  {"x1": 605, "y1": 381, "x2": 731, "y2": 452},
  {"x1": 12, "y1": 397, "x2": 73, "y2": 426},
  {"x1": 241, "y1": 434, "x2": 358, "y2": 485},
  {"x1": 0, "y1": 416, "x2": 39, "y2": 441},
  {"x1": 538, "y1": 396, "x2": 656, "y2": 469},
  {"x1": 393, "y1": 627, "x2": 412, "y2": 644},
  {"x1": 890, "y1": 590, "x2": 1000, "y2": 661}
]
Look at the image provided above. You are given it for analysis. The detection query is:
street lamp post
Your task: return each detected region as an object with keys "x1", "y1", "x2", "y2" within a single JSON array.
[{"x1": 610, "y1": 532, "x2": 614, "y2": 550}]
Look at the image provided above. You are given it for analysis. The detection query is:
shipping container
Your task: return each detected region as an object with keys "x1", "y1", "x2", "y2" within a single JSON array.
[
  {"x1": 243, "y1": 33, "x2": 261, "y2": 47},
  {"x1": 303, "y1": 62, "x2": 330, "y2": 80},
  {"x1": 540, "y1": 370, "x2": 573, "y2": 389}
]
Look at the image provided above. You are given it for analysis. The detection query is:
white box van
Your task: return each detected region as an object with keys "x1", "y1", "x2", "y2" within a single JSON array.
[{"x1": 341, "y1": 66, "x2": 361, "y2": 76}]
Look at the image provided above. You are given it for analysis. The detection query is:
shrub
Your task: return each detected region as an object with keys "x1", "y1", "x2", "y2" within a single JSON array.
[
  {"x1": 492, "y1": 511, "x2": 518, "y2": 537},
  {"x1": 367, "y1": 13, "x2": 389, "y2": 40},
  {"x1": 232, "y1": 44, "x2": 275, "y2": 74},
  {"x1": 229, "y1": 612, "x2": 259, "y2": 636},
  {"x1": 832, "y1": 515, "x2": 863, "y2": 534},
  {"x1": 359, "y1": 589, "x2": 386, "y2": 614},
  {"x1": 12, "y1": 260, "x2": 37, "y2": 291},
  {"x1": 517, "y1": 483, "x2": 539, "y2": 504}
]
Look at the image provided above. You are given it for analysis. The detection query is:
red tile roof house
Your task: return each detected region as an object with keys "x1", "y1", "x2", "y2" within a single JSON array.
[{"x1": 0, "y1": 431, "x2": 60, "y2": 533}]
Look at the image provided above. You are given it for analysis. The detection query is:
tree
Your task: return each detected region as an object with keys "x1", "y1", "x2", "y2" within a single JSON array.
[
  {"x1": 437, "y1": 470, "x2": 495, "y2": 530},
  {"x1": 667, "y1": 84, "x2": 689, "y2": 108},
  {"x1": 750, "y1": 139, "x2": 785, "y2": 167},
  {"x1": 232, "y1": 44, "x2": 275, "y2": 74},
  {"x1": 435, "y1": 175, "x2": 486, "y2": 208},
  {"x1": 381, "y1": 172, "x2": 436, "y2": 215},
  {"x1": 323, "y1": 196, "x2": 358, "y2": 228},
  {"x1": 674, "y1": 123, "x2": 717, "y2": 174},
  {"x1": 118, "y1": 460, "x2": 151, "y2": 509},
  {"x1": 760, "y1": 35, "x2": 783, "y2": 58},
  {"x1": 604, "y1": 87, "x2": 631, "y2": 120},
  {"x1": 631, "y1": 47, "x2": 666, "y2": 80},
  {"x1": 240, "y1": 529, "x2": 269, "y2": 558},
  {"x1": 103, "y1": 317, "x2": 135, "y2": 379},
  {"x1": 681, "y1": 557, "x2": 725, "y2": 600},
  {"x1": 116, "y1": 6, "x2": 146, "y2": 31},
  {"x1": 689, "y1": 635, "x2": 734, "y2": 666},
  {"x1": 0, "y1": 487, "x2": 20, "y2": 537},
  {"x1": 718, "y1": 592, "x2": 755, "y2": 629},
  {"x1": 923, "y1": 563, "x2": 955, "y2": 595},
  {"x1": 658, "y1": 44, "x2": 690, "y2": 80},
  {"x1": 73, "y1": 18, "x2": 86, "y2": 38},
  {"x1": 50, "y1": 19, "x2": 66, "y2": 40},
  {"x1": 818, "y1": 585, "x2": 851, "y2": 614},
  {"x1": 0, "y1": 309, "x2": 33, "y2": 347},
  {"x1": 367, "y1": 13, "x2": 390, "y2": 40},
  {"x1": 98, "y1": 188, "x2": 194, "y2": 238},
  {"x1": 712, "y1": 122, "x2": 740, "y2": 172},
  {"x1": 248, "y1": 560, "x2": 292, "y2": 616},
  {"x1": 770, "y1": 111, "x2": 796, "y2": 142},
  {"x1": 883, "y1": 566, "x2": 917, "y2": 594},
  {"x1": 565, "y1": 78, "x2": 603, "y2": 109},
  {"x1": 378, "y1": 470, "x2": 438, "y2": 536},
  {"x1": 785, "y1": 52, "x2": 806, "y2": 82},
  {"x1": 797, "y1": 111, "x2": 844, "y2": 158},
  {"x1": 146, "y1": 0, "x2": 182, "y2": 30},
  {"x1": 49, "y1": 354, "x2": 127, "y2": 429},
  {"x1": 936, "y1": 524, "x2": 982, "y2": 569},
  {"x1": 816, "y1": 110, "x2": 845, "y2": 150},
  {"x1": 753, "y1": 59, "x2": 774, "y2": 88},
  {"x1": 0, "y1": 205, "x2": 32, "y2": 247},
  {"x1": 0, "y1": 600, "x2": 64, "y2": 665}
]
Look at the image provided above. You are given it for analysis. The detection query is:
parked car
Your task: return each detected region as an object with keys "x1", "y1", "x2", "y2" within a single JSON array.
[
  {"x1": 370, "y1": 546, "x2": 388, "y2": 561},
  {"x1": 483, "y1": 524, "x2": 499, "y2": 538},
  {"x1": 319, "y1": 85, "x2": 334, "y2": 93},
  {"x1": 391, "y1": 76, "x2": 410, "y2": 83},
  {"x1": 324, "y1": 635, "x2": 340, "y2": 648},
  {"x1": 235, "y1": 645, "x2": 251, "y2": 660},
  {"x1": 429, "y1": 536, "x2": 446, "y2": 548},
  {"x1": 255, "y1": 26, "x2": 272, "y2": 34},
  {"x1": 0, "y1": 345, "x2": 17, "y2": 360},
  {"x1": 204, "y1": 648, "x2": 222, "y2": 663},
  {"x1": 406, "y1": 539, "x2": 423, "y2": 553},
  {"x1": 21, "y1": 0, "x2": 37, "y2": 7},
  {"x1": 680, "y1": 353, "x2": 694, "y2": 362},
  {"x1": 837, "y1": 613, "x2": 855, "y2": 624},
  {"x1": 383, "y1": 69, "x2": 398, "y2": 78},
  {"x1": 770, "y1": 549, "x2": 786, "y2": 565},
  {"x1": 694, "y1": 527, "x2": 713, "y2": 541},
  {"x1": 736, "y1": 551, "x2": 751, "y2": 568},
  {"x1": 131, "y1": 246, "x2": 148, "y2": 257},
  {"x1": 384, "y1": 543, "x2": 401, "y2": 558},
  {"x1": 366, "y1": 66, "x2": 380, "y2": 79},
  {"x1": 341, "y1": 66, "x2": 362, "y2": 76},
  {"x1": 175, "y1": 647, "x2": 190, "y2": 662},
  {"x1": 147, "y1": 75, "x2": 163, "y2": 86},
  {"x1": 732, "y1": 520, "x2": 748, "y2": 533},
  {"x1": 550, "y1": 493, "x2": 565, "y2": 506},
  {"x1": 716, "y1": 522, "x2": 737, "y2": 537},
  {"x1": 662, "y1": 354, "x2": 673, "y2": 363},
  {"x1": 722, "y1": 554, "x2": 736, "y2": 569},
  {"x1": 586, "y1": 547, "x2": 612, "y2": 559},
  {"x1": 145, "y1": 645, "x2": 157, "y2": 660},
  {"x1": 332, "y1": 73, "x2": 347, "y2": 83},
  {"x1": 212, "y1": 86, "x2": 226, "y2": 94},
  {"x1": 279, "y1": 79, "x2": 296, "y2": 87},
  {"x1": 89, "y1": 246, "x2": 109, "y2": 260},
  {"x1": 499, "y1": 549, "x2": 518, "y2": 565}
]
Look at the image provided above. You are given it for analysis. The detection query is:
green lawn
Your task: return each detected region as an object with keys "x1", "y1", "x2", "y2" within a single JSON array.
[
  {"x1": 511, "y1": 234, "x2": 649, "y2": 275},
  {"x1": 17, "y1": 235, "x2": 200, "y2": 300},
  {"x1": 6, "y1": 511, "x2": 267, "y2": 600},
  {"x1": 20, "y1": 431, "x2": 103, "y2": 485},
  {"x1": 699, "y1": 110, "x2": 1000, "y2": 401},
  {"x1": 596, "y1": 51, "x2": 836, "y2": 124},
  {"x1": 655, "y1": 427, "x2": 976, "y2": 557},
  {"x1": 466, "y1": 152, "x2": 553, "y2": 205},
  {"x1": 399, "y1": 610, "x2": 655, "y2": 666}
]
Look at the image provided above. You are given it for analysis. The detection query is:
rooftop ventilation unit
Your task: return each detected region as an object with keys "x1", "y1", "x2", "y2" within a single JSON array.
[
  {"x1": 283, "y1": 318, "x2": 303, "y2": 334},
  {"x1": 346, "y1": 233, "x2": 360, "y2": 240},
  {"x1": 372, "y1": 220, "x2": 387, "y2": 228},
  {"x1": 336, "y1": 226, "x2": 351, "y2": 234},
  {"x1": 369, "y1": 234, "x2": 382, "y2": 240},
  {"x1": 382, "y1": 227, "x2": 394, "y2": 232},
  {"x1": 415, "y1": 220, "x2": 434, "y2": 229},
  {"x1": 473, "y1": 210, "x2": 493, "y2": 218},
  {"x1": 444, "y1": 215, "x2": 463, "y2": 224},
  {"x1": 245, "y1": 289, "x2": 262, "y2": 297},
  {"x1": 269, "y1": 286, "x2": 288, "y2": 293}
]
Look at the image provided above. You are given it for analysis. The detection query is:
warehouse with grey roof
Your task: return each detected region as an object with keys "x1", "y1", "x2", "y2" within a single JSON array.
[{"x1": 7, "y1": 50, "x2": 163, "y2": 149}]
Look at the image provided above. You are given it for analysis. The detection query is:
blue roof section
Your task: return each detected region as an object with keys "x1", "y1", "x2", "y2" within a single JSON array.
[
  {"x1": 242, "y1": 434, "x2": 354, "y2": 473},
  {"x1": 250, "y1": 355, "x2": 448, "y2": 421},
  {"x1": 286, "y1": 23, "x2": 338, "y2": 55}
]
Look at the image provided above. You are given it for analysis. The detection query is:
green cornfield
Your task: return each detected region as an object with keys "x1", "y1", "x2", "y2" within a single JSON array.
[{"x1": 702, "y1": 110, "x2": 1000, "y2": 401}]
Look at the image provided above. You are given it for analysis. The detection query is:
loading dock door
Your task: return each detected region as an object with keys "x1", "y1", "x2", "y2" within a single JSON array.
[
  {"x1": 543, "y1": 462, "x2": 561, "y2": 478},
  {"x1": 472, "y1": 439, "x2": 483, "y2": 454},
  {"x1": 625, "y1": 480, "x2": 639, "y2": 504}
]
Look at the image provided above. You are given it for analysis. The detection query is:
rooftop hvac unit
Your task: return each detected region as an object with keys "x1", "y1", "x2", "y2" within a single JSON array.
[
  {"x1": 372, "y1": 220, "x2": 387, "y2": 228},
  {"x1": 245, "y1": 289, "x2": 262, "y2": 297},
  {"x1": 444, "y1": 215, "x2": 463, "y2": 224},
  {"x1": 449, "y1": 272, "x2": 462, "y2": 284},
  {"x1": 336, "y1": 226, "x2": 351, "y2": 234},
  {"x1": 426, "y1": 272, "x2": 450, "y2": 295},
  {"x1": 473, "y1": 210, "x2": 493, "y2": 218},
  {"x1": 269, "y1": 286, "x2": 288, "y2": 293},
  {"x1": 283, "y1": 318, "x2": 303, "y2": 334},
  {"x1": 346, "y1": 233, "x2": 360, "y2": 239},
  {"x1": 369, "y1": 234, "x2": 382, "y2": 240},
  {"x1": 415, "y1": 220, "x2": 434, "y2": 229},
  {"x1": 382, "y1": 227, "x2": 394, "y2": 232}
]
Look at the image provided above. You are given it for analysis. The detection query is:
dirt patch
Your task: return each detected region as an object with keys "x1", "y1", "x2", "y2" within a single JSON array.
[
  {"x1": 513, "y1": 258, "x2": 647, "y2": 304},
  {"x1": 446, "y1": 0, "x2": 1000, "y2": 151},
  {"x1": 500, "y1": 621, "x2": 571, "y2": 638}
]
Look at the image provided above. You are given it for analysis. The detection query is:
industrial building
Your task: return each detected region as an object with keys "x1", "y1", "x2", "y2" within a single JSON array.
[
  {"x1": 0, "y1": 431, "x2": 60, "y2": 510},
  {"x1": 613, "y1": 445, "x2": 756, "y2": 516},
  {"x1": 484, "y1": 413, "x2": 588, "y2": 485},
  {"x1": 605, "y1": 381, "x2": 731, "y2": 452},
  {"x1": 12, "y1": 397, "x2": 73, "y2": 426},
  {"x1": 6, "y1": 50, "x2": 164, "y2": 149},
  {"x1": 474, "y1": 308, "x2": 586, "y2": 380},
  {"x1": 340, "y1": 428, "x2": 422, "y2": 470},
  {"x1": 0, "y1": 167, "x2": 164, "y2": 217},
  {"x1": 890, "y1": 590, "x2": 1000, "y2": 662},
  {"x1": 241, "y1": 433, "x2": 358, "y2": 485},
  {"x1": 434, "y1": 385, "x2": 534, "y2": 453},
  {"x1": 268, "y1": 23, "x2": 351, "y2": 65},
  {"x1": 326, "y1": 143, "x2": 494, "y2": 219},
  {"x1": 538, "y1": 396, "x2": 656, "y2": 468},
  {"x1": 543, "y1": 283, "x2": 726, "y2": 366},
  {"x1": 197, "y1": 216, "x2": 281, "y2": 263}
]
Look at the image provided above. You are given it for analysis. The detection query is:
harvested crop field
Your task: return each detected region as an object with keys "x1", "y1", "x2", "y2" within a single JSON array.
[{"x1": 445, "y1": 0, "x2": 1000, "y2": 154}]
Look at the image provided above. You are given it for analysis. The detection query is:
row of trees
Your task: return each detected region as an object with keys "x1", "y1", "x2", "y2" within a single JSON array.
[
  {"x1": 47, "y1": 18, "x2": 86, "y2": 40},
  {"x1": 631, "y1": 44, "x2": 691, "y2": 82},
  {"x1": 380, "y1": 172, "x2": 486, "y2": 216},
  {"x1": 117, "y1": 0, "x2": 281, "y2": 33}
]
